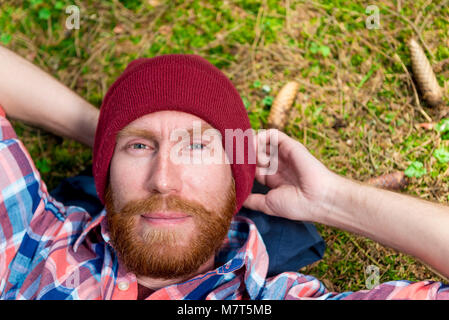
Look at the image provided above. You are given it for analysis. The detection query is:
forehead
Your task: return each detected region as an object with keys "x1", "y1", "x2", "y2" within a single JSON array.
[{"x1": 116, "y1": 110, "x2": 216, "y2": 141}]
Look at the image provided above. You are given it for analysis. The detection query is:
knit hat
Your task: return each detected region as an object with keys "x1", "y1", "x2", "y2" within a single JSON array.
[{"x1": 92, "y1": 54, "x2": 256, "y2": 215}]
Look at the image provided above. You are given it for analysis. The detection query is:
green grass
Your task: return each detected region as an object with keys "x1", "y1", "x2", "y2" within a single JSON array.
[{"x1": 1, "y1": 0, "x2": 449, "y2": 291}]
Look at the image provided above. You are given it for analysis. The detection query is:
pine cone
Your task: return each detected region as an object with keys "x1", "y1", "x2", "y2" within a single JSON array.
[
  {"x1": 408, "y1": 38, "x2": 443, "y2": 107},
  {"x1": 267, "y1": 81, "x2": 300, "y2": 130}
]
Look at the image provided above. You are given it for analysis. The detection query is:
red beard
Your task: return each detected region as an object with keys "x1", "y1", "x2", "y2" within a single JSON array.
[{"x1": 104, "y1": 180, "x2": 236, "y2": 280}]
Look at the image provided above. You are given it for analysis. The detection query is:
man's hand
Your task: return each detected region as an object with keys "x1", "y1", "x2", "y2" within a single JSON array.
[
  {"x1": 244, "y1": 130, "x2": 449, "y2": 280},
  {"x1": 243, "y1": 129, "x2": 339, "y2": 223}
]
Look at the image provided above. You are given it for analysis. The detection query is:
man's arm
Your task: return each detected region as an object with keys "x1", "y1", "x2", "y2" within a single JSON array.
[
  {"x1": 322, "y1": 174, "x2": 449, "y2": 280},
  {"x1": 0, "y1": 45, "x2": 99, "y2": 148},
  {"x1": 244, "y1": 129, "x2": 449, "y2": 279}
]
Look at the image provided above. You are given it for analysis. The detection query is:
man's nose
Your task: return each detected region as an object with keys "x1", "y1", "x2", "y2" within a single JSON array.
[{"x1": 146, "y1": 144, "x2": 182, "y2": 195}]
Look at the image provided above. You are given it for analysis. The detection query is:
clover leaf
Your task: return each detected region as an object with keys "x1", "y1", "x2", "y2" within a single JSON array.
[
  {"x1": 404, "y1": 161, "x2": 426, "y2": 178},
  {"x1": 433, "y1": 148, "x2": 449, "y2": 163}
]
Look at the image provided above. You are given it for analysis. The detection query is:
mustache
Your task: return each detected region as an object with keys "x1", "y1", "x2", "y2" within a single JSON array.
[{"x1": 116, "y1": 193, "x2": 213, "y2": 219}]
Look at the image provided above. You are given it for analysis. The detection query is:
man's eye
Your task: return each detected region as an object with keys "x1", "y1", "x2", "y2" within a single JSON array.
[
  {"x1": 129, "y1": 143, "x2": 148, "y2": 150},
  {"x1": 188, "y1": 143, "x2": 206, "y2": 150}
]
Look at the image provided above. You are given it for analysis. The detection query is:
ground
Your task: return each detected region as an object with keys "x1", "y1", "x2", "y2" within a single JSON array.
[{"x1": 1, "y1": 0, "x2": 448, "y2": 292}]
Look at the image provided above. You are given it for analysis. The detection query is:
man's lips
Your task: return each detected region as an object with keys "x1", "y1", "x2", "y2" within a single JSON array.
[
  {"x1": 140, "y1": 212, "x2": 191, "y2": 225},
  {"x1": 141, "y1": 212, "x2": 191, "y2": 219}
]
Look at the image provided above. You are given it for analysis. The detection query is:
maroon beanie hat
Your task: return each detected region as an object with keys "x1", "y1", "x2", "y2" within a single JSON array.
[{"x1": 92, "y1": 54, "x2": 256, "y2": 215}]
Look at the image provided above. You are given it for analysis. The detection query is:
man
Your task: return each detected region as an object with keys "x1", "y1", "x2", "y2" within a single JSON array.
[{"x1": 0, "y1": 49, "x2": 448, "y2": 300}]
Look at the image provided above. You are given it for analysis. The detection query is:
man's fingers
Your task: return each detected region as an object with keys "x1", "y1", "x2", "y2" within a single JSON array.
[
  {"x1": 242, "y1": 193, "x2": 276, "y2": 216},
  {"x1": 254, "y1": 129, "x2": 280, "y2": 170}
]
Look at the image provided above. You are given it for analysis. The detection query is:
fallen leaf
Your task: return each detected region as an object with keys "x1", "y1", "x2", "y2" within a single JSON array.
[
  {"x1": 113, "y1": 24, "x2": 125, "y2": 34},
  {"x1": 416, "y1": 122, "x2": 435, "y2": 130},
  {"x1": 148, "y1": 0, "x2": 162, "y2": 6}
]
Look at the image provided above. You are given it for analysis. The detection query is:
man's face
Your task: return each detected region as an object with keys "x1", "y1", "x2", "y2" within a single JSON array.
[{"x1": 105, "y1": 111, "x2": 236, "y2": 279}]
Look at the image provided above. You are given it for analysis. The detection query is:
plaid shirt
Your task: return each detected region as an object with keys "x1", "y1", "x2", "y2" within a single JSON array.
[{"x1": 1, "y1": 105, "x2": 448, "y2": 300}]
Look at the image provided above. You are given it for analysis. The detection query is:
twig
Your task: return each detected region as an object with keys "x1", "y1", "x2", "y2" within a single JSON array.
[
  {"x1": 402, "y1": 137, "x2": 433, "y2": 157},
  {"x1": 294, "y1": 124, "x2": 334, "y2": 145},
  {"x1": 137, "y1": 4, "x2": 170, "y2": 56},
  {"x1": 295, "y1": 78, "x2": 338, "y2": 92},
  {"x1": 69, "y1": 40, "x2": 110, "y2": 89},
  {"x1": 250, "y1": 3, "x2": 265, "y2": 78},
  {"x1": 356, "y1": 100, "x2": 390, "y2": 131},
  {"x1": 357, "y1": 37, "x2": 396, "y2": 65},
  {"x1": 74, "y1": 28, "x2": 81, "y2": 58},
  {"x1": 419, "y1": 0, "x2": 449, "y2": 32},
  {"x1": 367, "y1": 131, "x2": 378, "y2": 171},
  {"x1": 414, "y1": 0, "x2": 433, "y2": 26},
  {"x1": 358, "y1": 138, "x2": 400, "y2": 168},
  {"x1": 36, "y1": 129, "x2": 44, "y2": 155},
  {"x1": 382, "y1": 5, "x2": 435, "y2": 62},
  {"x1": 347, "y1": 233, "x2": 382, "y2": 269},
  {"x1": 285, "y1": 0, "x2": 292, "y2": 37},
  {"x1": 404, "y1": 102, "x2": 415, "y2": 140},
  {"x1": 201, "y1": 23, "x2": 242, "y2": 51},
  {"x1": 336, "y1": 59, "x2": 344, "y2": 116},
  {"x1": 47, "y1": 16, "x2": 52, "y2": 46},
  {"x1": 423, "y1": 263, "x2": 449, "y2": 284}
]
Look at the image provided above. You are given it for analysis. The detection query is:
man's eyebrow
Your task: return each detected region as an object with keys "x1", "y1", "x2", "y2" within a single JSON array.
[
  {"x1": 116, "y1": 127, "x2": 158, "y2": 142},
  {"x1": 116, "y1": 123, "x2": 217, "y2": 142}
]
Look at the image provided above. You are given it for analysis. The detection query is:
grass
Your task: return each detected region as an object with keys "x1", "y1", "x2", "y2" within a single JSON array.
[{"x1": 1, "y1": 0, "x2": 449, "y2": 292}]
